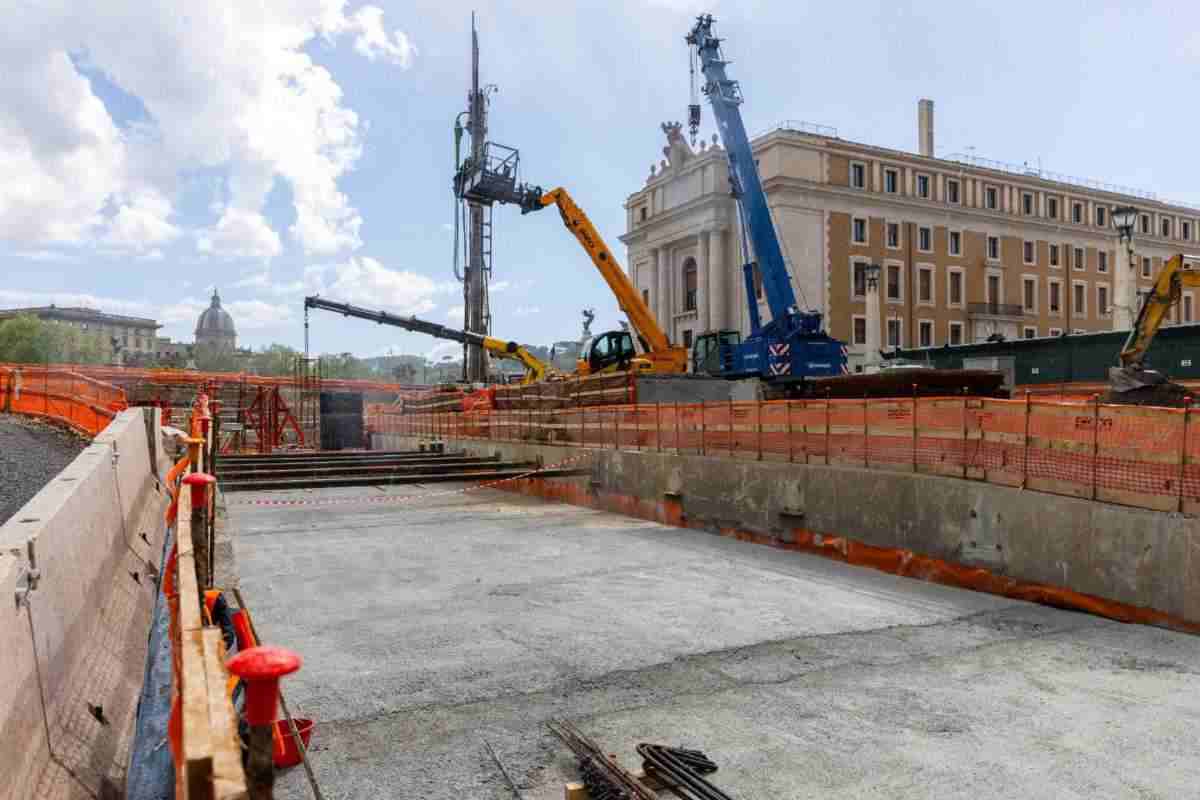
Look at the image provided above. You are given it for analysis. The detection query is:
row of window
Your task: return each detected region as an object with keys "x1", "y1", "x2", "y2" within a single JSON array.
[
  {"x1": 850, "y1": 309, "x2": 1195, "y2": 351},
  {"x1": 847, "y1": 160, "x2": 1196, "y2": 241},
  {"x1": 852, "y1": 220, "x2": 1121, "y2": 273},
  {"x1": 851, "y1": 316, "x2": 969, "y2": 348},
  {"x1": 846, "y1": 259, "x2": 1181, "y2": 322}
]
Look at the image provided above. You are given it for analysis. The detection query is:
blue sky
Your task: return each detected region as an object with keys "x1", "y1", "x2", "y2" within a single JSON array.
[{"x1": 3, "y1": 0, "x2": 1199, "y2": 361}]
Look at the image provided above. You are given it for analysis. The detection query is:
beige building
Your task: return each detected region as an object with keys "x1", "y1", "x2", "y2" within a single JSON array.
[
  {"x1": 621, "y1": 104, "x2": 1199, "y2": 371},
  {"x1": 0, "y1": 305, "x2": 161, "y2": 362}
]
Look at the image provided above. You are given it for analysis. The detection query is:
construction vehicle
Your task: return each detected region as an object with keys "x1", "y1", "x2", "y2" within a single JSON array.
[
  {"x1": 1109, "y1": 252, "x2": 1200, "y2": 402},
  {"x1": 521, "y1": 187, "x2": 689, "y2": 376},
  {"x1": 685, "y1": 14, "x2": 848, "y2": 386},
  {"x1": 303, "y1": 296, "x2": 552, "y2": 385}
]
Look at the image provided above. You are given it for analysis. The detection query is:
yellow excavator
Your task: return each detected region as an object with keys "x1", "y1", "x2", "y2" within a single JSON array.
[
  {"x1": 1109, "y1": 252, "x2": 1200, "y2": 402},
  {"x1": 524, "y1": 187, "x2": 689, "y2": 376},
  {"x1": 304, "y1": 296, "x2": 554, "y2": 385}
]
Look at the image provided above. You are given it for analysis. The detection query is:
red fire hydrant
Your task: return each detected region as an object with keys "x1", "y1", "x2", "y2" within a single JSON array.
[{"x1": 227, "y1": 646, "x2": 303, "y2": 799}]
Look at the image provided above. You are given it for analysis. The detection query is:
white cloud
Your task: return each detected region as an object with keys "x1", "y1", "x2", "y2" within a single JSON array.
[
  {"x1": 306, "y1": 255, "x2": 439, "y2": 314},
  {"x1": 343, "y1": 6, "x2": 417, "y2": 67},
  {"x1": 11, "y1": 249, "x2": 80, "y2": 263},
  {"x1": 446, "y1": 304, "x2": 464, "y2": 320},
  {"x1": 103, "y1": 189, "x2": 179, "y2": 251},
  {"x1": 196, "y1": 209, "x2": 282, "y2": 260},
  {"x1": 0, "y1": 288, "x2": 153, "y2": 317},
  {"x1": 226, "y1": 299, "x2": 294, "y2": 330},
  {"x1": 0, "y1": 0, "x2": 414, "y2": 258},
  {"x1": 232, "y1": 271, "x2": 272, "y2": 290},
  {"x1": 426, "y1": 341, "x2": 461, "y2": 363},
  {"x1": 514, "y1": 305, "x2": 541, "y2": 316}
]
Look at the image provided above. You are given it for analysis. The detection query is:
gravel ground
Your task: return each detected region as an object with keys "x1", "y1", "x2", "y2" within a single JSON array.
[{"x1": 0, "y1": 414, "x2": 88, "y2": 526}]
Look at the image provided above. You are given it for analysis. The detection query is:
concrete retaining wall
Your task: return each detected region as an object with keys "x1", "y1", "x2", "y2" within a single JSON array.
[
  {"x1": 375, "y1": 432, "x2": 1200, "y2": 629},
  {"x1": 0, "y1": 408, "x2": 167, "y2": 800}
]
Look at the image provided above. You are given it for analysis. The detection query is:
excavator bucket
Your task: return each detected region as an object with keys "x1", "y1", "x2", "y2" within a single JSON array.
[{"x1": 1106, "y1": 366, "x2": 1191, "y2": 406}]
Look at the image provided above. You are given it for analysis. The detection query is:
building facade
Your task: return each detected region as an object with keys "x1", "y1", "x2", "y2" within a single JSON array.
[
  {"x1": 621, "y1": 103, "x2": 1199, "y2": 371},
  {"x1": 0, "y1": 305, "x2": 161, "y2": 362}
]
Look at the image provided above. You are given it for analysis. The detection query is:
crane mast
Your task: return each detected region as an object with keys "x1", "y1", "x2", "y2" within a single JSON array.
[{"x1": 686, "y1": 14, "x2": 804, "y2": 335}]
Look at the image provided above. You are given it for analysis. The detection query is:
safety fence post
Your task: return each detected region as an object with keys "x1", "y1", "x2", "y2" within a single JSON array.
[
  {"x1": 656, "y1": 401, "x2": 662, "y2": 453},
  {"x1": 756, "y1": 399, "x2": 763, "y2": 461},
  {"x1": 863, "y1": 395, "x2": 870, "y2": 469},
  {"x1": 700, "y1": 400, "x2": 706, "y2": 456},
  {"x1": 1022, "y1": 391, "x2": 1031, "y2": 490},
  {"x1": 1180, "y1": 396, "x2": 1192, "y2": 513},
  {"x1": 787, "y1": 401, "x2": 794, "y2": 464},
  {"x1": 961, "y1": 389, "x2": 969, "y2": 479},
  {"x1": 183, "y1": 473, "x2": 216, "y2": 590},
  {"x1": 1091, "y1": 393, "x2": 1101, "y2": 501},
  {"x1": 911, "y1": 385, "x2": 918, "y2": 474},
  {"x1": 824, "y1": 389, "x2": 831, "y2": 465},
  {"x1": 674, "y1": 401, "x2": 681, "y2": 454},
  {"x1": 728, "y1": 397, "x2": 735, "y2": 458}
]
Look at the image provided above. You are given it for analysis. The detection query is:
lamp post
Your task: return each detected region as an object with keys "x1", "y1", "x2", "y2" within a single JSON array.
[
  {"x1": 864, "y1": 263, "x2": 883, "y2": 372},
  {"x1": 1112, "y1": 205, "x2": 1139, "y2": 330}
]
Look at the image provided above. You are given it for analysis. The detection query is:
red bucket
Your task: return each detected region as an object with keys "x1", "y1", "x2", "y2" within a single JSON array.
[{"x1": 272, "y1": 718, "x2": 314, "y2": 768}]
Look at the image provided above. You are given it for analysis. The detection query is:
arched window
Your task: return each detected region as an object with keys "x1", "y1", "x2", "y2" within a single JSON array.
[{"x1": 683, "y1": 257, "x2": 698, "y2": 312}]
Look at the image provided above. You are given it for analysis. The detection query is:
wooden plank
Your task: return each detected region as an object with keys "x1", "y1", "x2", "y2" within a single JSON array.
[
  {"x1": 202, "y1": 627, "x2": 249, "y2": 800},
  {"x1": 182, "y1": 628, "x2": 214, "y2": 800}
]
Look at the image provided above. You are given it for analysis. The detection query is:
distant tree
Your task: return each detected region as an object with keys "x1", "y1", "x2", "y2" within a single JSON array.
[
  {"x1": 0, "y1": 315, "x2": 54, "y2": 363},
  {"x1": 193, "y1": 342, "x2": 241, "y2": 372},
  {"x1": 254, "y1": 343, "x2": 302, "y2": 376}
]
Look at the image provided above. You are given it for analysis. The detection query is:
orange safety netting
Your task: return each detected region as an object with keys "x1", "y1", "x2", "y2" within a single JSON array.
[
  {"x1": 0, "y1": 365, "x2": 127, "y2": 436},
  {"x1": 370, "y1": 394, "x2": 1198, "y2": 514}
]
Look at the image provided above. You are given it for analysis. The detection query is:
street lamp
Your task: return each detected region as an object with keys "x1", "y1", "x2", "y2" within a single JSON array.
[{"x1": 1112, "y1": 205, "x2": 1138, "y2": 248}]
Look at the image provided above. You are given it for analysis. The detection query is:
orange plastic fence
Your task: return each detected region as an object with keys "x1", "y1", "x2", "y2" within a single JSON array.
[
  {"x1": 0, "y1": 365, "x2": 127, "y2": 436},
  {"x1": 370, "y1": 394, "x2": 1198, "y2": 514},
  {"x1": 0, "y1": 361, "x2": 418, "y2": 394}
]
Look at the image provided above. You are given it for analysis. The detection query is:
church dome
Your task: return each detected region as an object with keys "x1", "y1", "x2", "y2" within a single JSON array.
[{"x1": 195, "y1": 289, "x2": 236, "y2": 346}]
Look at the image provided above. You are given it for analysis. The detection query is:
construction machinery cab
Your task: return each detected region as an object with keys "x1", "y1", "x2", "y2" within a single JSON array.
[
  {"x1": 580, "y1": 330, "x2": 642, "y2": 375},
  {"x1": 692, "y1": 330, "x2": 741, "y2": 375}
]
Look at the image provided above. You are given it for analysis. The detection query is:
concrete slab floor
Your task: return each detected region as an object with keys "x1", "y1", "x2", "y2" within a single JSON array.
[{"x1": 226, "y1": 483, "x2": 1200, "y2": 800}]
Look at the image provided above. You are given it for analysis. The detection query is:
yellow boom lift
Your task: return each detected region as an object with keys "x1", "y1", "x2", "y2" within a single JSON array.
[
  {"x1": 524, "y1": 187, "x2": 689, "y2": 376},
  {"x1": 304, "y1": 296, "x2": 553, "y2": 385},
  {"x1": 1109, "y1": 252, "x2": 1200, "y2": 400}
]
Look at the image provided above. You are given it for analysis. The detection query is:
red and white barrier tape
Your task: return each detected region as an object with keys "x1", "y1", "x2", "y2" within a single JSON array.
[{"x1": 228, "y1": 452, "x2": 593, "y2": 507}]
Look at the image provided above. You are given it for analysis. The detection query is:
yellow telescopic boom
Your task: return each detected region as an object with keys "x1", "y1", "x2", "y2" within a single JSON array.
[{"x1": 536, "y1": 188, "x2": 688, "y2": 374}]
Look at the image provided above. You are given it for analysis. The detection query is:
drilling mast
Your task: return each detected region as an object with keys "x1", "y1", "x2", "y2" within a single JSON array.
[{"x1": 462, "y1": 14, "x2": 492, "y2": 382}]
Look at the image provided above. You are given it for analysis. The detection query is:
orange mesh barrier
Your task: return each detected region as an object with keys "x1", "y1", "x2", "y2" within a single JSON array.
[
  {"x1": 0, "y1": 366, "x2": 127, "y2": 436},
  {"x1": 371, "y1": 393, "x2": 1197, "y2": 514}
]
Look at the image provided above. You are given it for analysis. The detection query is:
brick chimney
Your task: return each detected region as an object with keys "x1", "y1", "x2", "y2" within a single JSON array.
[{"x1": 918, "y1": 99, "x2": 934, "y2": 157}]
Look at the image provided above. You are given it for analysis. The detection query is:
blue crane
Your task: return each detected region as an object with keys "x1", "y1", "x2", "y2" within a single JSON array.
[{"x1": 686, "y1": 14, "x2": 847, "y2": 384}]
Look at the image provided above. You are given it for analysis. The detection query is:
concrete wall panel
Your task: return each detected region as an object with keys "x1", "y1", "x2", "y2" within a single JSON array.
[
  {"x1": 376, "y1": 433, "x2": 1200, "y2": 629},
  {"x1": 0, "y1": 409, "x2": 167, "y2": 798}
]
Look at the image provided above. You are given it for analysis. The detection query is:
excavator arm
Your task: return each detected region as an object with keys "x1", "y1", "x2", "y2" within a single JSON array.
[
  {"x1": 1118, "y1": 254, "x2": 1200, "y2": 368},
  {"x1": 1110, "y1": 253, "x2": 1200, "y2": 394},
  {"x1": 480, "y1": 336, "x2": 547, "y2": 383},
  {"x1": 304, "y1": 296, "x2": 552, "y2": 385},
  {"x1": 531, "y1": 187, "x2": 688, "y2": 373}
]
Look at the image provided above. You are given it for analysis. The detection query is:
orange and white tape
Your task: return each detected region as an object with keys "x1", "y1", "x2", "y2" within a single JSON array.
[{"x1": 228, "y1": 452, "x2": 593, "y2": 507}]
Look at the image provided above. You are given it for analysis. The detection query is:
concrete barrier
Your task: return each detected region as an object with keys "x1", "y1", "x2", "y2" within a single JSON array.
[
  {"x1": 375, "y1": 432, "x2": 1200, "y2": 630},
  {"x1": 0, "y1": 408, "x2": 167, "y2": 799}
]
